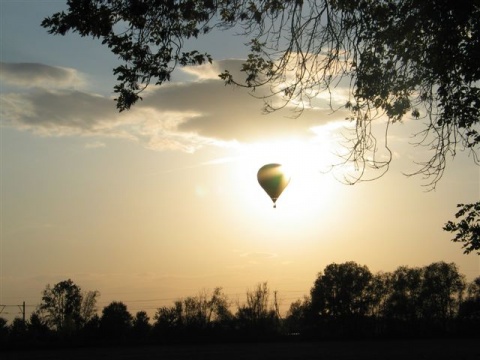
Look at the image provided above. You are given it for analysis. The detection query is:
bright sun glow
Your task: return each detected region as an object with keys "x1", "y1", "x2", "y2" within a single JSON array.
[{"x1": 228, "y1": 123, "x2": 347, "y2": 234}]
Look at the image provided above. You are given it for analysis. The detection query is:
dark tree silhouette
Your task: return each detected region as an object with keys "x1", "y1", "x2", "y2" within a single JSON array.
[
  {"x1": 384, "y1": 266, "x2": 423, "y2": 323},
  {"x1": 79, "y1": 314, "x2": 101, "y2": 342},
  {"x1": 310, "y1": 262, "x2": 373, "y2": 318},
  {"x1": 80, "y1": 289, "x2": 100, "y2": 326},
  {"x1": 153, "y1": 301, "x2": 183, "y2": 337},
  {"x1": 41, "y1": 0, "x2": 480, "y2": 188},
  {"x1": 100, "y1": 301, "x2": 133, "y2": 341},
  {"x1": 458, "y1": 277, "x2": 480, "y2": 324},
  {"x1": 284, "y1": 297, "x2": 311, "y2": 335},
  {"x1": 381, "y1": 263, "x2": 466, "y2": 336},
  {"x1": 309, "y1": 262, "x2": 375, "y2": 338},
  {"x1": 0, "y1": 317, "x2": 9, "y2": 346},
  {"x1": 366, "y1": 272, "x2": 390, "y2": 318},
  {"x1": 466, "y1": 276, "x2": 480, "y2": 300},
  {"x1": 36, "y1": 279, "x2": 98, "y2": 335},
  {"x1": 1, "y1": 268, "x2": 480, "y2": 347},
  {"x1": 8, "y1": 318, "x2": 28, "y2": 344},
  {"x1": 153, "y1": 287, "x2": 233, "y2": 339},
  {"x1": 27, "y1": 313, "x2": 52, "y2": 344},
  {"x1": 444, "y1": 202, "x2": 480, "y2": 255},
  {"x1": 132, "y1": 311, "x2": 152, "y2": 341},
  {"x1": 235, "y1": 282, "x2": 280, "y2": 337},
  {"x1": 420, "y1": 262, "x2": 465, "y2": 323}
]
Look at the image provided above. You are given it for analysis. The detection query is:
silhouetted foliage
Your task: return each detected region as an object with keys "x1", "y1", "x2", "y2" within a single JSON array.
[
  {"x1": 235, "y1": 282, "x2": 281, "y2": 339},
  {"x1": 2, "y1": 266, "x2": 479, "y2": 349},
  {"x1": 36, "y1": 279, "x2": 99, "y2": 337},
  {"x1": 27, "y1": 313, "x2": 53, "y2": 344},
  {"x1": 79, "y1": 314, "x2": 101, "y2": 343},
  {"x1": 8, "y1": 318, "x2": 28, "y2": 345},
  {"x1": 100, "y1": 301, "x2": 133, "y2": 342},
  {"x1": 282, "y1": 261, "x2": 474, "y2": 339},
  {"x1": 0, "y1": 317, "x2": 9, "y2": 346},
  {"x1": 309, "y1": 262, "x2": 375, "y2": 338},
  {"x1": 37, "y1": 279, "x2": 80, "y2": 334},
  {"x1": 153, "y1": 301, "x2": 183, "y2": 339},
  {"x1": 420, "y1": 262, "x2": 465, "y2": 324},
  {"x1": 458, "y1": 277, "x2": 480, "y2": 335},
  {"x1": 311, "y1": 262, "x2": 373, "y2": 317},
  {"x1": 384, "y1": 266, "x2": 423, "y2": 323},
  {"x1": 153, "y1": 287, "x2": 233, "y2": 341},
  {"x1": 42, "y1": 0, "x2": 480, "y2": 189},
  {"x1": 284, "y1": 297, "x2": 310, "y2": 335},
  {"x1": 80, "y1": 290, "x2": 101, "y2": 326},
  {"x1": 444, "y1": 202, "x2": 480, "y2": 254},
  {"x1": 132, "y1": 311, "x2": 152, "y2": 342}
]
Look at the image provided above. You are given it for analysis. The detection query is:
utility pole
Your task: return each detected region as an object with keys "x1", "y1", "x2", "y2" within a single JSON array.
[
  {"x1": 0, "y1": 302, "x2": 27, "y2": 322},
  {"x1": 20, "y1": 302, "x2": 26, "y2": 322}
]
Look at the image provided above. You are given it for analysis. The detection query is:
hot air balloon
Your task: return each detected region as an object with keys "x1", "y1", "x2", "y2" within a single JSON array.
[{"x1": 257, "y1": 163, "x2": 290, "y2": 208}]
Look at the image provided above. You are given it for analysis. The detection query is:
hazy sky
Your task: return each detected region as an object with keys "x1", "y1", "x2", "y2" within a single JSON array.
[{"x1": 1, "y1": 1, "x2": 479, "y2": 322}]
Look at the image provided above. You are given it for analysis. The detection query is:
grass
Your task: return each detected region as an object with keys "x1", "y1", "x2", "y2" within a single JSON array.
[{"x1": 3, "y1": 338, "x2": 479, "y2": 360}]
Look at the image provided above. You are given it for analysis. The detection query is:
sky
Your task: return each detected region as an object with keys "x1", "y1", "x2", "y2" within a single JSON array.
[{"x1": 1, "y1": 1, "x2": 479, "y2": 322}]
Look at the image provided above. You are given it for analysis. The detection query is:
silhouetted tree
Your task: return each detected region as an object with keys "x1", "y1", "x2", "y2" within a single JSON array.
[
  {"x1": 363, "y1": 272, "x2": 391, "y2": 336},
  {"x1": 2, "y1": 266, "x2": 479, "y2": 346},
  {"x1": 100, "y1": 301, "x2": 133, "y2": 342},
  {"x1": 365, "y1": 272, "x2": 390, "y2": 317},
  {"x1": 42, "y1": 1, "x2": 480, "y2": 189},
  {"x1": 284, "y1": 297, "x2": 311, "y2": 335},
  {"x1": 458, "y1": 277, "x2": 480, "y2": 331},
  {"x1": 132, "y1": 311, "x2": 152, "y2": 342},
  {"x1": 0, "y1": 317, "x2": 9, "y2": 347},
  {"x1": 309, "y1": 262, "x2": 374, "y2": 338},
  {"x1": 311, "y1": 262, "x2": 373, "y2": 318},
  {"x1": 27, "y1": 313, "x2": 52, "y2": 344},
  {"x1": 80, "y1": 290, "x2": 100, "y2": 326},
  {"x1": 183, "y1": 295, "x2": 209, "y2": 330},
  {"x1": 420, "y1": 262, "x2": 465, "y2": 325},
  {"x1": 205, "y1": 287, "x2": 233, "y2": 324},
  {"x1": 79, "y1": 314, "x2": 101, "y2": 342},
  {"x1": 235, "y1": 282, "x2": 280, "y2": 338},
  {"x1": 384, "y1": 266, "x2": 423, "y2": 325},
  {"x1": 38, "y1": 279, "x2": 81, "y2": 332},
  {"x1": 37, "y1": 279, "x2": 98, "y2": 336},
  {"x1": 8, "y1": 318, "x2": 27, "y2": 345},
  {"x1": 153, "y1": 288, "x2": 233, "y2": 340},
  {"x1": 444, "y1": 202, "x2": 480, "y2": 255},
  {"x1": 382, "y1": 263, "x2": 466, "y2": 336},
  {"x1": 466, "y1": 276, "x2": 480, "y2": 302},
  {"x1": 153, "y1": 301, "x2": 183, "y2": 338}
]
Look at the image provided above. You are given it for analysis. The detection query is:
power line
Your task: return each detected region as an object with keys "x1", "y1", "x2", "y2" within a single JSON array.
[
  {"x1": 0, "y1": 302, "x2": 26, "y2": 322},
  {"x1": 1, "y1": 289, "x2": 309, "y2": 319}
]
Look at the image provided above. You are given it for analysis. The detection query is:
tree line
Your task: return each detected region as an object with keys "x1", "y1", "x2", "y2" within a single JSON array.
[{"x1": 1, "y1": 261, "x2": 479, "y2": 350}]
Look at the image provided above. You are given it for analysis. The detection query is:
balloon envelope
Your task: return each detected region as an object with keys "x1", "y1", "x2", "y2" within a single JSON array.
[{"x1": 257, "y1": 163, "x2": 290, "y2": 207}]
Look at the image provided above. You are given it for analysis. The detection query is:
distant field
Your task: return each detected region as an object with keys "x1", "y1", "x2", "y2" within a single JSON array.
[{"x1": 3, "y1": 338, "x2": 479, "y2": 360}]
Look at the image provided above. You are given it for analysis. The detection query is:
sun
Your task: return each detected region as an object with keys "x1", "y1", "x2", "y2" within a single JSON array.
[{"x1": 229, "y1": 128, "x2": 345, "y2": 226}]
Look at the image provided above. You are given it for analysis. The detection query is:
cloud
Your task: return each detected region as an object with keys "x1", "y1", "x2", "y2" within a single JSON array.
[
  {"x1": 180, "y1": 59, "x2": 250, "y2": 82},
  {"x1": 0, "y1": 62, "x2": 86, "y2": 89},
  {"x1": 1, "y1": 89, "x2": 125, "y2": 136},
  {"x1": 239, "y1": 252, "x2": 278, "y2": 259},
  {"x1": 85, "y1": 141, "x2": 106, "y2": 149},
  {"x1": 1, "y1": 60, "x2": 349, "y2": 151},
  {"x1": 143, "y1": 61, "x2": 348, "y2": 143}
]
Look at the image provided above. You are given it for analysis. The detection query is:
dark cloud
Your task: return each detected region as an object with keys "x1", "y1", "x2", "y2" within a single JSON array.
[
  {"x1": 143, "y1": 60, "x2": 347, "y2": 143},
  {"x1": 22, "y1": 90, "x2": 114, "y2": 129},
  {"x1": 1, "y1": 89, "x2": 120, "y2": 136},
  {"x1": 1, "y1": 60, "x2": 349, "y2": 149},
  {"x1": 0, "y1": 62, "x2": 84, "y2": 88}
]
